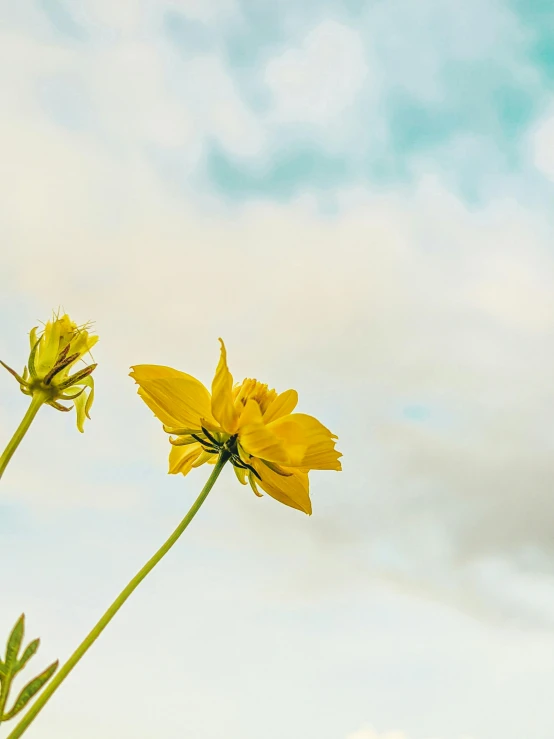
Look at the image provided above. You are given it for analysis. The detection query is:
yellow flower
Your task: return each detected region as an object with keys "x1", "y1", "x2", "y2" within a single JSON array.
[
  {"x1": 130, "y1": 339, "x2": 342, "y2": 514},
  {"x1": 1, "y1": 313, "x2": 98, "y2": 432}
]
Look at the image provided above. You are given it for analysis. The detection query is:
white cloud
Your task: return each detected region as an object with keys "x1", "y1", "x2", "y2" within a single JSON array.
[
  {"x1": 364, "y1": 0, "x2": 537, "y2": 103},
  {"x1": 164, "y1": 0, "x2": 239, "y2": 24},
  {"x1": 86, "y1": 44, "x2": 265, "y2": 157},
  {"x1": 40, "y1": 0, "x2": 239, "y2": 34},
  {"x1": 0, "y1": 21, "x2": 264, "y2": 164},
  {"x1": 79, "y1": 0, "x2": 144, "y2": 34},
  {"x1": 178, "y1": 54, "x2": 266, "y2": 157},
  {"x1": 347, "y1": 732, "x2": 475, "y2": 739},
  {"x1": 3, "y1": 75, "x2": 554, "y2": 628},
  {"x1": 3, "y1": 6, "x2": 554, "y2": 739},
  {"x1": 531, "y1": 110, "x2": 554, "y2": 181},
  {"x1": 265, "y1": 20, "x2": 370, "y2": 124},
  {"x1": 90, "y1": 41, "x2": 198, "y2": 148}
]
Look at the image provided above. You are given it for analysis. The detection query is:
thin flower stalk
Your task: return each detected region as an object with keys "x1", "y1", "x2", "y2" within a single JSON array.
[
  {"x1": 5, "y1": 338, "x2": 341, "y2": 737},
  {"x1": 5, "y1": 452, "x2": 229, "y2": 739}
]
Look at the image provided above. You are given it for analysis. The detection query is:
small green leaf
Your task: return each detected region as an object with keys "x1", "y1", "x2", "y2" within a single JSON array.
[
  {"x1": 5, "y1": 616, "x2": 25, "y2": 671},
  {"x1": 2, "y1": 661, "x2": 58, "y2": 721},
  {"x1": 16, "y1": 639, "x2": 40, "y2": 674}
]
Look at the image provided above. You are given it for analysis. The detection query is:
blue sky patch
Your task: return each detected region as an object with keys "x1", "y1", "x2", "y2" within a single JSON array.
[
  {"x1": 206, "y1": 142, "x2": 352, "y2": 200},
  {"x1": 40, "y1": 0, "x2": 88, "y2": 41}
]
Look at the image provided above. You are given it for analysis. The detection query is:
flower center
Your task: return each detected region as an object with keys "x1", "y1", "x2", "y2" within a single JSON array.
[{"x1": 233, "y1": 378, "x2": 277, "y2": 414}]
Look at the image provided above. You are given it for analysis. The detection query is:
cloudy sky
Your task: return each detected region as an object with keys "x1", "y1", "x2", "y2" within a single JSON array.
[{"x1": 1, "y1": 0, "x2": 554, "y2": 737}]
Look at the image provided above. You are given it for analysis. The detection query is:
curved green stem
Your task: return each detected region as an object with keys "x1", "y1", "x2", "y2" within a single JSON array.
[
  {"x1": 0, "y1": 394, "x2": 46, "y2": 481},
  {"x1": 6, "y1": 452, "x2": 230, "y2": 739}
]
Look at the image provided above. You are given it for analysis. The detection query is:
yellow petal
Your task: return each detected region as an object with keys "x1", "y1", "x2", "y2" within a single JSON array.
[
  {"x1": 168, "y1": 442, "x2": 203, "y2": 476},
  {"x1": 192, "y1": 450, "x2": 217, "y2": 468},
  {"x1": 251, "y1": 460, "x2": 312, "y2": 514},
  {"x1": 238, "y1": 400, "x2": 290, "y2": 464},
  {"x1": 248, "y1": 472, "x2": 263, "y2": 497},
  {"x1": 169, "y1": 434, "x2": 199, "y2": 446},
  {"x1": 298, "y1": 439, "x2": 342, "y2": 471},
  {"x1": 236, "y1": 441, "x2": 251, "y2": 465},
  {"x1": 237, "y1": 396, "x2": 264, "y2": 427},
  {"x1": 29, "y1": 326, "x2": 38, "y2": 352},
  {"x1": 72, "y1": 330, "x2": 98, "y2": 357},
  {"x1": 73, "y1": 390, "x2": 88, "y2": 433},
  {"x1": 57, "y1": 314, "x2": 76, "y2": 340},
  {"x1": 130, "y1": 365, "x2": 215, "y2": 429},
  {"x1": 36, "y1": 320, "x2": 60, "y2": 375},
  {"x1": 268, "y1": 413, "x2": 341, "y2": 470},
  {"x1": 211, "y1": 339, "x2": 239, "y2": 433},
  {"x1": 233, "y1": 465, "x2": 248, "y2": 485},
  {"x1": 77, "y1": 375, "x2": 95, "y2": 421},
  {"x1": 262, "y1": 389, "x2": 298, "y2": 423},
  {"x1": 131, "y1": 365, "x2": 204, "y2": 383}
]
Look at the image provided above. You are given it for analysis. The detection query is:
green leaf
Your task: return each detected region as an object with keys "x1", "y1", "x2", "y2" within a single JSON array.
[
  {"x1": 16, "y1": 639, "x2": 40, "y2": 674},
  {"x1": 5, "y1": 616, "x2": 25, "y2": 671},
  {"x1": 2, "y1": 661, "x2": 58, "y2": 721}
]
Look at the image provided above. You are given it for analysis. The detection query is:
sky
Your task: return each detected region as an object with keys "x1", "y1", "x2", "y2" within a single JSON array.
[{"x1": 1, "y1": 0, "x2": 554, "y2": 737}]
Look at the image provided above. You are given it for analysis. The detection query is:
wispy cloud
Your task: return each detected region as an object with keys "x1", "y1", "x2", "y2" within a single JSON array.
[{"x1": 347, "y1": 731, "x2": 475, "y2": 739}]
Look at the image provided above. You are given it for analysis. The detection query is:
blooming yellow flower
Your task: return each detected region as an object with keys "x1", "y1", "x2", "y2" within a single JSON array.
[
  {"x1": 1, "y1": 313, "x2": 98, "y2": 432},
  {"x1": 130, "y1": 340, "x2": 342, "y2": 514}
]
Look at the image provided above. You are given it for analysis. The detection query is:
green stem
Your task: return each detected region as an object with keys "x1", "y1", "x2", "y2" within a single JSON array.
[
  {"x1": 0, "y1": 394, "x2": 46, "y2": 481},
  {"x1": 6, "y1": 452, "x2": 230, "y2": 739}
]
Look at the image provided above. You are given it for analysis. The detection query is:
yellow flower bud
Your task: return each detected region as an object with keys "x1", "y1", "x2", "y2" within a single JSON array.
[{"x1": 1, "y1": 313, "x2": 98, "y2": 432}]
